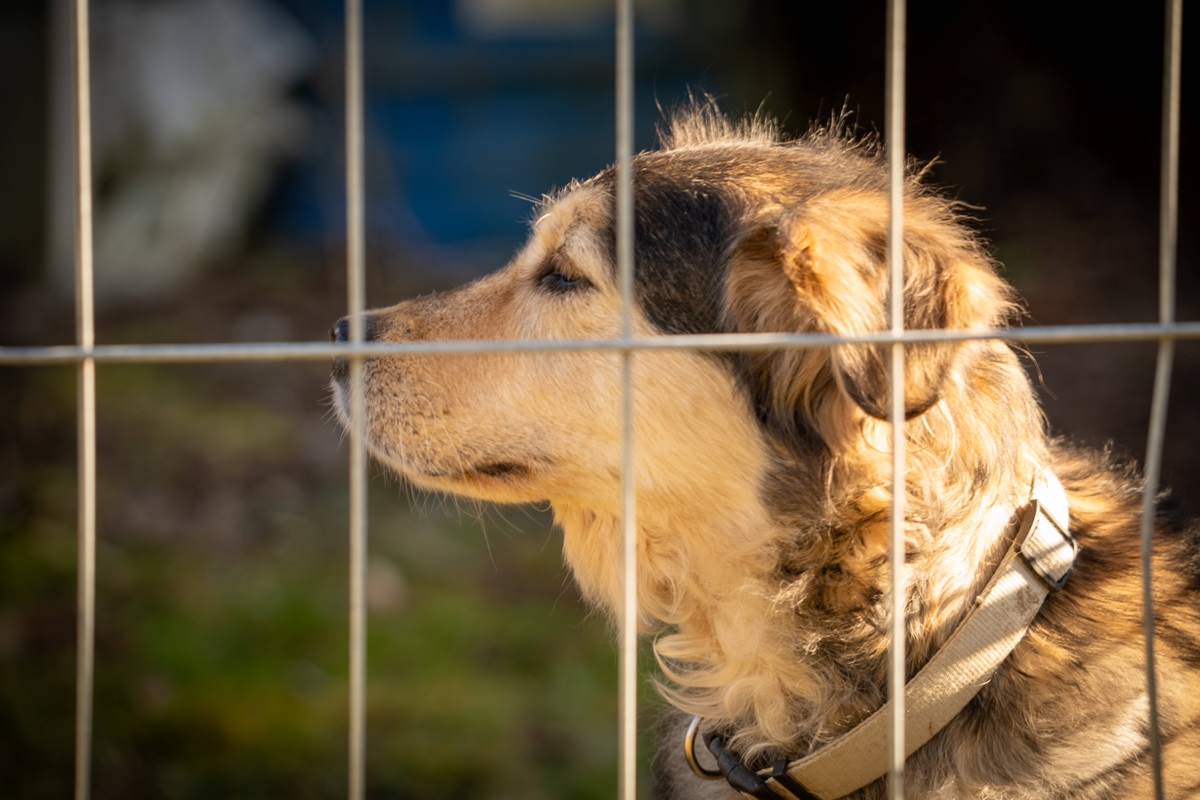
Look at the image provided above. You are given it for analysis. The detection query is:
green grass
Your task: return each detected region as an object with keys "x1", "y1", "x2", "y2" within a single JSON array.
[{"x1": 1, "y1": 360, "x2": 654, "y2": 799}]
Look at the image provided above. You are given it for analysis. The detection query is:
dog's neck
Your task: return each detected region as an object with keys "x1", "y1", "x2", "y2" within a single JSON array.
[
  {"x1": 554, "y1": 347, "x2": 1048, "y2": 759},
  {"x1": 557, "y1": 468, "x2": 1034, "y2": 760}
]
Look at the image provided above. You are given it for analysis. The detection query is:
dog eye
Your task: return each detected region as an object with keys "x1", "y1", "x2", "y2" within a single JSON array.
[{"x1": 536, "y1": 254, "x2": 592, "y2": 293}]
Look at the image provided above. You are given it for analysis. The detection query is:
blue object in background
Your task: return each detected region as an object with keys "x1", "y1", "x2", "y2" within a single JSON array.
[{"x1": 269, "y1": 0, "x2": 693, "y2": 266}]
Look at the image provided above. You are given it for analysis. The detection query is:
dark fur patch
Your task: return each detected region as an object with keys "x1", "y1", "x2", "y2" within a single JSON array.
[{"x1": 591, "y1": 166, "x2": 734, "y2": 337}]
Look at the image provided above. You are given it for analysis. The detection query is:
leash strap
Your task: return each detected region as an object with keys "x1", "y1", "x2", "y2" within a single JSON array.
[{"x1": 691, "y1": 473, "x2": 1075, "y2": 800}]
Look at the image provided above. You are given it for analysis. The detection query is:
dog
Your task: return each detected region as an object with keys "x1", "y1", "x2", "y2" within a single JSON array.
[{"x1": 331, "y1": 102, "x2": 1200, "y2": 799}]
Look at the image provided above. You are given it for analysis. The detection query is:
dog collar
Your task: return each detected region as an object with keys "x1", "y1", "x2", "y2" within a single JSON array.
[{"x1": 684, "y1": 472, "x2": 1076, "y2": 800}]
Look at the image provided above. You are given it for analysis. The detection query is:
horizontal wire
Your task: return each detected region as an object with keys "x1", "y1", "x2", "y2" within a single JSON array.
[{"x1": 3, "y1": 321, "x2": 1200, "y2": 366}]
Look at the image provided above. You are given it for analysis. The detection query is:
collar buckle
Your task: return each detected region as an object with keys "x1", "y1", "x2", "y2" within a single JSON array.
[{"x1": 1015, "y1": 497, "x2": 1076, "y2": 592}]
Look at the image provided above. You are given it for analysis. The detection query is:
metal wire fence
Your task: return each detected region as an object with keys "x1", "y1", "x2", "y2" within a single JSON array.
[{"x1": 0, "y1": 1, "x2": 1189, "y2": 798}]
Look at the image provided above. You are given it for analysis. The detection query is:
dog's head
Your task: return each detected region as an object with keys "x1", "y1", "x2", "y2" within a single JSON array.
[
  {"x1": 336, "y1": 104, "x2": 1012, "y2": 494},
  {"x1": 331, "y1": 106, "x2": 1016, "y2": 515}
]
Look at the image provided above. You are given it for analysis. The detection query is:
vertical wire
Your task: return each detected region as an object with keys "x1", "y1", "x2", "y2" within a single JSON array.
[
  {"x1": 615, "y1": 0, "x2": 638, "y2": 798},
  {"x1": 1140, "y1": 1, "x2": 1181, "y2": 798},
  {"x1": 345, "y1": 0, "x2": 368, "y2": 798},
  {"x1": 884, "y1": 0, "x2": 907, "y2": 797},
  {"x1": 72, "y1": 0, "x2": 97, "y2": 798},
  {"x1": 1141, "y1": 335, "x2": 1172, "y2": 800}
]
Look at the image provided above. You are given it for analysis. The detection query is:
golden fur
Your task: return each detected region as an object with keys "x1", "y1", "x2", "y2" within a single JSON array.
[{"x1": 331, "y1": 103, "x2": 1200, "y2": 798}]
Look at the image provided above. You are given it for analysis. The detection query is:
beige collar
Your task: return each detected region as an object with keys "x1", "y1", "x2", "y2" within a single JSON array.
[{"x1": 685, "y1": 472, "x2": 1076, "y2": 800}]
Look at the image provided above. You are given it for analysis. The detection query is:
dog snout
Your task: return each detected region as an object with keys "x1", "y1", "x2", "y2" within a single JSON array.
[
  {"x1": 330, "y1": 314, "x2": 378, "y2": 384},
  {"x1": 330, "y1": 314, "x2": 378, "y2": 344},
  {"x1": 330, "y1": 317, "x2": 347, "y2": 343}
]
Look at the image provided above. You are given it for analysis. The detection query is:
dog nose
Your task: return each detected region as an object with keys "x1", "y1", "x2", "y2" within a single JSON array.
[
  {"x1": 330, "y1": 317, "x2": 348, "y2": 343},
  {"x1": 330, "y1": 315, "x2": 375, "y2": 343},
  {"x1": 331, "y1": 315, "x2": 374, "y2": 383}
]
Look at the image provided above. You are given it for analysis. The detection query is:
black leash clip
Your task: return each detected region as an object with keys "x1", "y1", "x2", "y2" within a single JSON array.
[{"x1": 684, "y1": 715, "x2": 820, "y2": 800}]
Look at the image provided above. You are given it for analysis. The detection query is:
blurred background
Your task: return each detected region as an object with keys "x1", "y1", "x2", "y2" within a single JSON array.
[{"x1": 0, "y1": 1, "x2": 1196, "y2": 798}]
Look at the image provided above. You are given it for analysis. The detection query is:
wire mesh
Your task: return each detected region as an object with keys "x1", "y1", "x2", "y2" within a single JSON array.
[
  {"x1": 614, "y1": 1, "x2": 639, "y2": 798},
  {"x1": 884, "y1": 0, "x2": 908, "y2": 795},
  {"x1": 14, "y1": 0, "x2": 1186, "y2": 796},
  {"x1": 344, "y1": 1, "x2": 368, "y2": 798},
  {"x1": 1138, "y1": 1, "x2": 1184, "y2": 797},
  {"x1": 70, "y1": 0, "x2": 96, "y2": 796}
]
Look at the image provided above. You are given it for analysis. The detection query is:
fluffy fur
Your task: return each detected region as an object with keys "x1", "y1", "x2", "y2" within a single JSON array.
[{"x1": 331, "y1": 102, "x2": 1200, "y2": 799}]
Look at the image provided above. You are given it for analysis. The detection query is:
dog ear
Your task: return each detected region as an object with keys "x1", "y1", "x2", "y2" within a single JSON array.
[{"x1": 727, "y1": 190, "x2": 1015, "y2": 421}]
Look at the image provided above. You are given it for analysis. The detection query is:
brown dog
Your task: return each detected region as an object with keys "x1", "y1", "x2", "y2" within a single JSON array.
[{"x1": 331, "y1": 103, "x2": 1200, "y2": 799}]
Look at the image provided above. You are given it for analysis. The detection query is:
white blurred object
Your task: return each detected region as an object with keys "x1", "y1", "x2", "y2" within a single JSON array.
[{"x1": 49, "y1": 0, "x2": 315, "y2": 304}]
